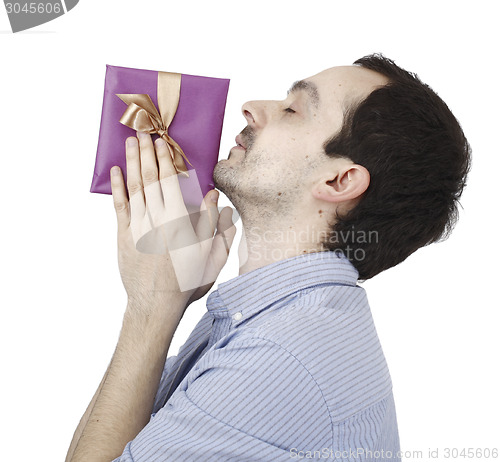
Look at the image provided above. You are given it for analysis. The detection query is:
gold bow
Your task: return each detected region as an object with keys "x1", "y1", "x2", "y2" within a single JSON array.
[{"x1": 116, "y1": 71, "x2": 191, "y2": 177}]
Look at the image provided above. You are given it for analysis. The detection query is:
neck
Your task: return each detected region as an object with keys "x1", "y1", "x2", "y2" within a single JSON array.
[{"x1": 237, "y1": 214, "x2": 328, "y2": 275}]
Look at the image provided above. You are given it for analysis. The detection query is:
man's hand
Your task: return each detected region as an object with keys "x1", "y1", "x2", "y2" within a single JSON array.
[
  {"x1": 66, "y1": 133, "x2": 236, "y2": 462},
  {"x1": 111, "y1": 132, "x2": 236, "y2": 309}
]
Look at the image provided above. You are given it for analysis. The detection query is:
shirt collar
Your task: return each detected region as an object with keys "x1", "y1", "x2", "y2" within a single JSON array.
[{"x1": 206, "y1": 251, "x2": 359, "y2": 324}]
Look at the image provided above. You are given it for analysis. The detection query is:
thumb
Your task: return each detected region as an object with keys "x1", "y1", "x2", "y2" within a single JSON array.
[
  {"x1": 199, "y1": 207, "x2": 237, "y2": 286},
  {"x1": 195, "y1": 190, "x2": 220, "y2": 242}
]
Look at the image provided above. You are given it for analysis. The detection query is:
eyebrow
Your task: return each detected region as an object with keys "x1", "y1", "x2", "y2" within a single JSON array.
[{"x1": 287, "y1": 79, "x2": 319, "y2": 108}]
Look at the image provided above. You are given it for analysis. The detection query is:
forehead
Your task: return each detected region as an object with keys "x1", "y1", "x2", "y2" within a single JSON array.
[{"x1": 306, "y1": 65, "x2": 389, "y2": 108}]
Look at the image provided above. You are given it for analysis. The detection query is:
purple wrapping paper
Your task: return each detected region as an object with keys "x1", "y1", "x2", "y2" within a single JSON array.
[{"x1": 91, "y1": 65, "x2": 230, "y2": 206}]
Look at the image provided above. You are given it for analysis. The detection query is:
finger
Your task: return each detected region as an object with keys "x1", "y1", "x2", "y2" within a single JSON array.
[
  {"x1": 125, "y1": 136, "x2": 145, "y2": 222},
  {"x1": 155, "y1": 137, "x2": 177, "y2": 180},
  {"x1": 143, "y1": 181, "x2": 165, "y2": 228},
  {"x1": 137, "y1": 132, "x2": 159, "y2": 188},
  {"x1": 137, "y1": 134, "x2": 164, "y2": 222},
  {"x1": 110, "y1": 166, "x2": 130, "y2": 231},
  {"x1": 156, "y1": 138, "x2": 189, "y2": 222},
  {"x1": 215, "y1": 207, "x2": 237, "y2": 257},
  {"x1": 195, "y1": 190, "x2": 220, "y2": 242},
  {"x1": 199, "y1": 207, "x2": 237, "y2": 286}
]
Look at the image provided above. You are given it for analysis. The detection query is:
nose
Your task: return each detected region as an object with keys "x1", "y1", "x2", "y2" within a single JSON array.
[{"x1": 241, "y1": 100, "x2": 269, "y2": 129}]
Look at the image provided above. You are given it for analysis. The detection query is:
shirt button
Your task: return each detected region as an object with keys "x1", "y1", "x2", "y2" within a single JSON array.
[{"x1": 233, "y1": 312, "x2": 243, "y2": 321}]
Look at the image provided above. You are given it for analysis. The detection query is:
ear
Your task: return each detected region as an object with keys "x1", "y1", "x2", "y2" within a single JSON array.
[{"x1": 311, "y1": 163, "x2": 370, "y2": 203}]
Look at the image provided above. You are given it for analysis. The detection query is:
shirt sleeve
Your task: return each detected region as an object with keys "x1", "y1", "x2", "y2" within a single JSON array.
[
  {"x1": 113, "y1": 330, "x2": 332, "y2": 462},
  {"x1": 151, "y1": 311, "x2": 213, "y2": 414}
]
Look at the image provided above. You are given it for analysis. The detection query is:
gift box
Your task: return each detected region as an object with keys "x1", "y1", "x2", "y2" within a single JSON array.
[{"x1": 90, "y1": 65, "x2": 230, "y2": 209}]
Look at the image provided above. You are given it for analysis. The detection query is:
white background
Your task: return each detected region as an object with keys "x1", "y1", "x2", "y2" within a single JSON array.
[{"x1": 1, "y1": 1, "x2": 498, "y2": 460}]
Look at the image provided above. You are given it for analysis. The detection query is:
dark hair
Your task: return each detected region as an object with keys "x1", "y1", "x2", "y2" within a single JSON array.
[{"x1": 322, "y1": 54, "x2": 471, "y2": 280}]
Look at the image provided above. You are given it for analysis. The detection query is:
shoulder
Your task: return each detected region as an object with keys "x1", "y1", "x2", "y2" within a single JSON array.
[
  {"x1": 180, "y1": 329, "x2": 333, "y2": 449},
  {"x1": 240, "y1": 285, "x2": 394, "y2": 423}
]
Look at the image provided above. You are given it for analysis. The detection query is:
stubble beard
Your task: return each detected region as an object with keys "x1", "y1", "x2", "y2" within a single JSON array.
[{"x1": 213, "y1": 126, "x2": 256, "y2": 212}]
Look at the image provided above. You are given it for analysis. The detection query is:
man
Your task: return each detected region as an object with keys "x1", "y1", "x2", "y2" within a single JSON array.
[{"x1": 66, "y1": 54, "x2": 471, "y2": 461}]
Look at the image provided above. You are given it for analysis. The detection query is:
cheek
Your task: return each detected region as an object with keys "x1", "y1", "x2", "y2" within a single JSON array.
[
  {"x1": 253, "y1": 130, "x2": 307, "y2": 156},
  {"x1": 249, "y1": 126, "x2": 322, "y2": 169}
]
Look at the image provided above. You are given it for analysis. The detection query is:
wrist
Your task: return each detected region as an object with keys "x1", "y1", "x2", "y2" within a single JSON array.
[
  {"x1": 126, "y1": 291, "x2": 189, "y2": 316},
  {"x1": 122, "y1": 294, "x2": 188, "y2": 349}
]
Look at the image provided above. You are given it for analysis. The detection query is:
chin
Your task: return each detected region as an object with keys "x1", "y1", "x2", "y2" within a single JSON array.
[
  {"x1": 212, "y1": 162, "x2": 229, "y2": 192},
  {"x1": 213, "y1": 162, "x2": 241, "y2": 203}
]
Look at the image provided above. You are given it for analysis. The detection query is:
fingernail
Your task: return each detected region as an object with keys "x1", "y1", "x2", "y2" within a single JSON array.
[
  {"x1": 211, "y1": 191, "x2": 219, "y2": 203},
  {"x1": 137, "y1": 131, "x2": 148, "y2": 139},
  {"x1": 127, "y1": 137, "x2": 137, "y2": 147},
  {"x1": 111, "y1": 166, "x2": 120, "y2": 176},
  {"x1": 155, "y1": 138, "x2": 166, "y2": 147}
]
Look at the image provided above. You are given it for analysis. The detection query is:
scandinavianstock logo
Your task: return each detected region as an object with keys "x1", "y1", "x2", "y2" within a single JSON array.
[{"x1": 3, "y1": 0, "x2": 78, "y2": 33}]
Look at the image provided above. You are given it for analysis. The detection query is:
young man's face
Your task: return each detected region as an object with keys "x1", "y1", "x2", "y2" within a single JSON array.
[{"x1": 213, "y1": 65, "x2": 387, "y2": 216}]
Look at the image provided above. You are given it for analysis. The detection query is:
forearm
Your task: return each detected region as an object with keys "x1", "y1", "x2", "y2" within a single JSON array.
[
  {"x1": 66, "y1": 365, "x2": 110, "y2": 461},
  {"x1": 68, "y1": 295, "x2": 186, "y2": 462}
]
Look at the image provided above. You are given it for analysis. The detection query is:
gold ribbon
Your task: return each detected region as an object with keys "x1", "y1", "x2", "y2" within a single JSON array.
[{"x1": 116, "y1": 71, "x2": 191, "y2": 177}]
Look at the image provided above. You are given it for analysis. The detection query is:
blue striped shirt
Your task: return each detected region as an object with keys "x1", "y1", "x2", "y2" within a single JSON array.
[{"x1": 114, "y1": 251, "x2": 400, "y2": 461}]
